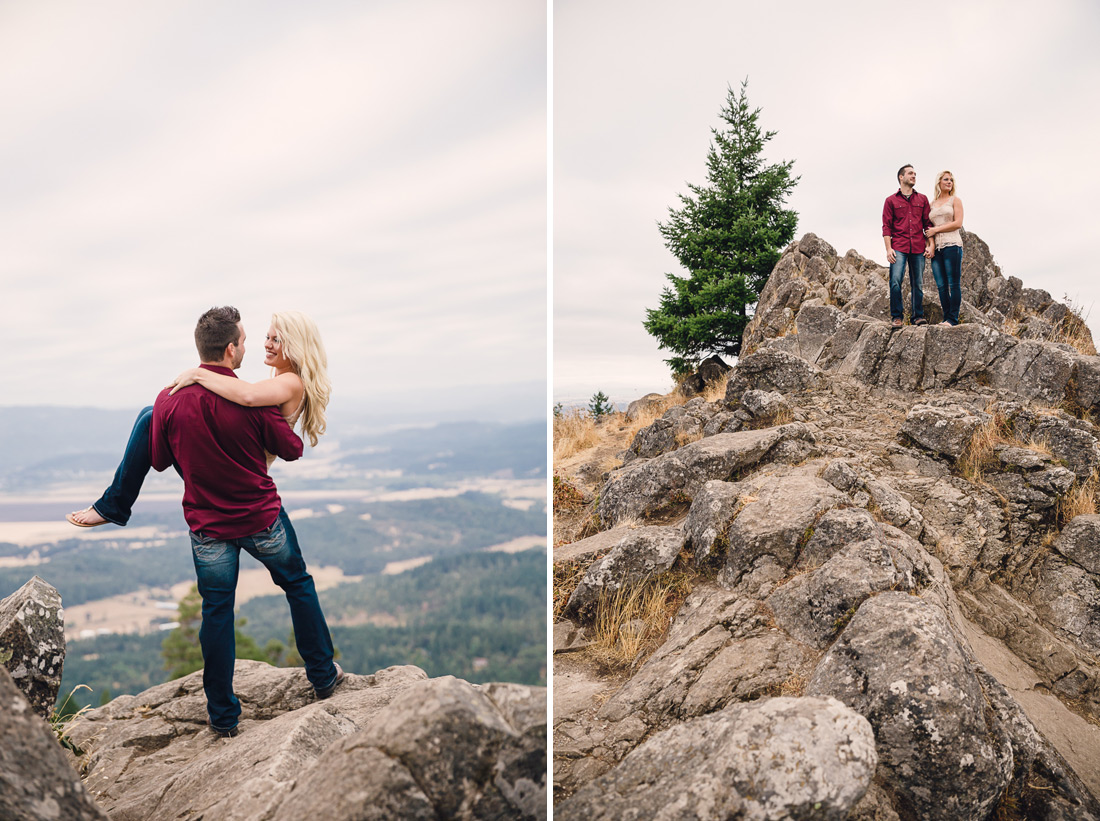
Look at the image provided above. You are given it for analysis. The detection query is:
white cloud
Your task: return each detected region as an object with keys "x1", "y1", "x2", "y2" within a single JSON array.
[{"x1": 0, "y1": 0, "x2": 546, "y2": 418}]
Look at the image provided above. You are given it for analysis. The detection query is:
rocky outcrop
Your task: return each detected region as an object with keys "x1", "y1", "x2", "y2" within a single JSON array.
[
  {"x1": 558, "y1": 696, "x2": 877, "y2": 821},
  {"x1": 553, "y1": 232, "x2": 1100, "y2": 816},
  {"x1": 0, "y1": 575, "x2": 66, "y2": 719},
  {"x1": 66, "y1": 661, "x2": 546, "y2": 820},
  {"x1": 0, "y1": 667, "x2": 108, "y2": 821},
  {"x1": 807, "y1": 594, "x2": 1013, "y2": 821},
  {"x1": 563, "y1": 525, "x2": 683, "y2": 620}
]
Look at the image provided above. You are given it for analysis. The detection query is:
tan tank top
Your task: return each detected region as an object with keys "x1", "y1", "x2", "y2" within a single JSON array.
[
  {"x1": 265, "y1": 395, "x2": 307, "y2": 468},
  {"x1": 929, "y1": 197, "x2": 962, "y2": 248}
]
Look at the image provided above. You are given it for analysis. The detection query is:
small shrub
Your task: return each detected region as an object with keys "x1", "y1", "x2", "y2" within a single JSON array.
[
  {"x1": 588, "y1": 391, "x2": 614, "y2": 420},
  {"x1": 553, "y1": 474, "x2": 586, "y2": 511}
]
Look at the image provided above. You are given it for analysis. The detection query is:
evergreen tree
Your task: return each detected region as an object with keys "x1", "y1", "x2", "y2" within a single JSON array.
[
  {"x1": 588, "y1": 391, "x2": 613, "y2": 420},
  {"x1": 161, "y1": 584, "x2": 284, "y2": 679},
  {"x1": 643, "y1": 79, "x2": 799, "y2": 376}
]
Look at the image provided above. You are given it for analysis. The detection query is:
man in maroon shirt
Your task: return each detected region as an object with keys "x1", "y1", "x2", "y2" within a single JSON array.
[
  {"x1": 150, "y1": 306, "x2": 343, "y2": 737},
  {"x1": 882, "y1": 164, "x2": 935, "y2": 328}
]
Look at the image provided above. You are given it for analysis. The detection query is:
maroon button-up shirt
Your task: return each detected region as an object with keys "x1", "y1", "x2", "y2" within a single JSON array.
[
  {"x1": 150, "y1": 365, "x2": 303, "y2": 539},
  {"x1": 882, "y1": 189, "x2": 933, "y2": 254}
]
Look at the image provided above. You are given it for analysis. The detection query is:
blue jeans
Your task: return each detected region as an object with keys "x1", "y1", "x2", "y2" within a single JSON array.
[
  {"x1": 190, "y1": 508, "x2": 338, "y2": 730},
  {"x1": 931, "y1": 244, "x2": 963, "y2": 325},
  {"x1": 889, "y1": 252, "x2": 926, "y2": 321},
  {"x1": 91, "y1": 406, "x2": 156, "y2": 525}
]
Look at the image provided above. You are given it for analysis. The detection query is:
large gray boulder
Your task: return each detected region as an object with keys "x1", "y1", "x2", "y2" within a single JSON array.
[
  {"x1": 683, "y1": 479, "x2": 746, "y2": 565},
  {"x1": 597, "y1": 423, "x2": 815, "y2": 526},
  {"x1": 274, "y1": 678, "x2": 546, "y2": 821},
  {"x1": 1017, "y1": 550, "x2": 1100, "y2": 657},
  {"x1": 0, "y1": 575, "x2": 66, "y2": 719},
  {"x1": 725, "y1": 348, "x2": 823, "y2": 403},
  {"x1": 901, "y1": 403, "x2": 986, "y2": 460},
  {"x1": 1053, "y1": 514, "x2": 1100, "y2": 575},
  {"x1": 0, "y1": 667, "x2": 108, "y2": 821},
  {"x1": 807, "y1": 593, "x2": 1013, "y2": 821},
  {"x1": 598, "y1": 584, "x2": 814, "y2": 727},
  {"x1": 558, "y1": 696, "x2": 877, "y2": 821},
  {"x1": 720, "y1": 473, "x2": 849, "y2": 587},
  {"x1": 67, "y1": 661, "x2": 546, "y2": 821},
  {"x1": 767, "y1": 537, "x2": 917, "y2": 649},
  {"x1": 563, "y1": 525, "x2": 684, "y2": 621}
]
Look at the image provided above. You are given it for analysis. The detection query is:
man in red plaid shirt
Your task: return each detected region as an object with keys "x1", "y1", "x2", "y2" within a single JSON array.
[{"x1": 882, "y1": 164, "x2": 935, "y2": 328}]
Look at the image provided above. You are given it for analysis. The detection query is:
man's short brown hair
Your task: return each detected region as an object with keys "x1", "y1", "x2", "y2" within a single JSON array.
[{"x1": 195, "y1": 306, "x2": 242, "y2": 362}]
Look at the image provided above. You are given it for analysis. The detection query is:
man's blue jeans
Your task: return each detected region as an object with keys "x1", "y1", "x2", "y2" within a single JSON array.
[
  {"x1": 93, "y1": 406, "x2": 158, "y2": 525},
  {"x1": 931, "y1": 245, "x2": 963, "y2": 325},
  {"x1": 889, "y1": 251, "x2": 926, "y2": 322},
  {"x1": 190, "y1": 508, "x2": 338, "y2": 731}
]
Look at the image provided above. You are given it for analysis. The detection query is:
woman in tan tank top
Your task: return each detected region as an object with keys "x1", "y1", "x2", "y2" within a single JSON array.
[
  {"x1": 924, "y1": 171, "x2": 966, "y2": 326},
  {"x1": 66, "y1": 311, "x2": 330, "y2": 527}
]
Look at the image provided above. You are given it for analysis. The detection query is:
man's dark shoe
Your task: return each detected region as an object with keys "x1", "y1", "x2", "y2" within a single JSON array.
[
  {"x1": 913, "y1": 317, "x2": 928, "y2": 326},
  {"x1": 315, "y1": 663, "x2": 345, "y2": 699},
  {"x1": 212, "y1": 725, "x2": 240, "y2": 738}
]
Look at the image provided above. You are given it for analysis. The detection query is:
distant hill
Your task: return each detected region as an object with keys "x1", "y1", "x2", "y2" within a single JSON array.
[{"x1": 0, "y1": 406, "x2": 545, "y2": 490}]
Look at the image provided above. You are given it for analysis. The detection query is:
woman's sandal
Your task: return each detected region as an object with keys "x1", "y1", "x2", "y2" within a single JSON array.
[
  {"x1": 913, "y1": 317, "x2": 928, "y2": 326},
  {"x1": 66, "y1": 507, "x2": 109, "y2": 528}
]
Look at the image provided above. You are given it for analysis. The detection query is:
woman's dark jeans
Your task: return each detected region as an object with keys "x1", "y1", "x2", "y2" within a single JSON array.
[
  {"x1": 931, "y1": 244, "x2": 964, "y2": 325},
  {"x1": 92, "y1": 406, "x2": 157, "y2": 525}
]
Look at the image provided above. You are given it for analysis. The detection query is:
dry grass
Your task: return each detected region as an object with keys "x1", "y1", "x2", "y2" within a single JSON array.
[
  {"x1": 958, "y1": 412, "x2": 1013, "y2": 483},
  {"x1": 701, "y1": 370, "x2": 733, "y2": 404},
  {"x1": 1052, "y1": 297, "x2": 1097, "y2": 356},
  {"x1": 553, "y1": 554, "x2": 605, "y2": 619},
  {"x1": 585, "y1": 571, "x2": 697, "y2": 671},
  {"x1": 553, "y1": 408, "x2": 601, "y2": 460},
  {"x1": 1057, "y1": 474, "x2": 1098, "y2": 525},
  {"x1": 622, "y1": 395, "x2": 679, "y2": 443}
]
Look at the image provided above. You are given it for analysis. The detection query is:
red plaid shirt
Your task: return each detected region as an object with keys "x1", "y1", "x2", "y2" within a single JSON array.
[
  {"x1": 150, "y1": 365, "x2": 302, "y2": 539},
  {"x1": 882, "y1": 189, "x2": 932, "y2": 254}
]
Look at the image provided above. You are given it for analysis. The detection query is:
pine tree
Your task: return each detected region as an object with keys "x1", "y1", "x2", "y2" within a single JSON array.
[
  {"x1": 643, "y1": 79, "x2": 799, "y2": 376},
  {"x1": 161, "y1": 584, "x2": 288, "y2": 679},
  {"x1": 588, "y1": 391, "x2": 613, "y2": 420}
]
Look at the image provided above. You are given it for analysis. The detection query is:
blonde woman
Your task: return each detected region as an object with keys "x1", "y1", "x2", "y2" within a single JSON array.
[
  {"x1": 925, "y1": 171, "x2": 965, "y2": 326},
  {"x1": 66, "y1": 311, "x2": 330, "y2": 527}
]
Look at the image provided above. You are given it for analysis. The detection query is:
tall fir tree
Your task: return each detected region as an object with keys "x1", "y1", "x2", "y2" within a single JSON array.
[
  {"x1": 643, "y1": 79, "x2": 799, "y2": 376},
  {"x1": 161, "y1": 584, "x2": 287, "y2": 679}
]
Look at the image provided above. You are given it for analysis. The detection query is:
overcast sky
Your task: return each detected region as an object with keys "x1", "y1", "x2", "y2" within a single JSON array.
[
  {"x1": 0, "y1": 0, "x2": 546, "y2": 422},
  {"x1": 554, "y1": 0, "x2": 1100, "y2": 406}
]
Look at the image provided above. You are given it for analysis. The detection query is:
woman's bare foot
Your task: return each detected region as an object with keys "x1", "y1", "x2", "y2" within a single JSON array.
[{"x1": 66, "y1": 507, "x2": 109, "y2": 528}]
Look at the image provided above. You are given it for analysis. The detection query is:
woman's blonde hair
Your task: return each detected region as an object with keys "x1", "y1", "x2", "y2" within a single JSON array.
[
  {"x1": 271, "y1": 311, "x2": 330, "y2": 448},
  {"x1": 934, "y1": 170, "x2": 958, "y2": 200}
]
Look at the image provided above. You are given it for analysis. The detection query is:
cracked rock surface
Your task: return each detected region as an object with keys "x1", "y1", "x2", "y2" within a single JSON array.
[
  {"x1": 554, "y1": 232, "x2": 1100, "y2": 817},
  {"x1": 66, "y1": 661, "x2": 546, "y2": 820}
]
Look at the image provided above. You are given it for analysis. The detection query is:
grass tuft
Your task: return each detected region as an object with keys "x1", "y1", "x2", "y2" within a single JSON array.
[
  {"x1": 50, "y1": 684, "x2": 92, "y2": 755},
  {"x1": 585, "y1": 571, "x2": 697, "y2": 672},
  {"x1": 1057, "y1": 474, "x2": 1098, "y2": 526}
]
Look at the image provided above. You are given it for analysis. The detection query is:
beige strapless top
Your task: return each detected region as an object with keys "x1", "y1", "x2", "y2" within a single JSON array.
[
  {"x1": 929, "y1": 197, "x2": 962, "y2": 248},
  {"x1": 265, "y1": 395, "x2": 306, "y2": 468}
]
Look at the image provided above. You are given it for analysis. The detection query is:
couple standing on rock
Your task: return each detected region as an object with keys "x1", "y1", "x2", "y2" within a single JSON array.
[
  {"x1": 66, "y1": 306, "x2": 344, "y2": 737},
  {"x1": 882, "y1": 163, "x2": 966, "y2": 328}
]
